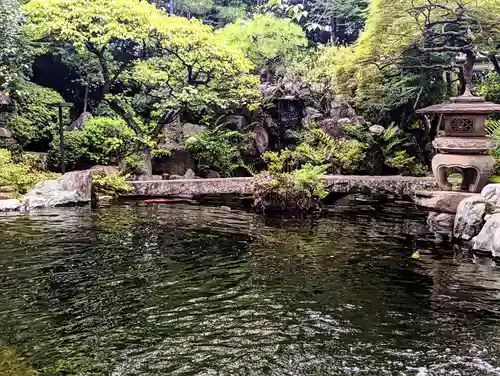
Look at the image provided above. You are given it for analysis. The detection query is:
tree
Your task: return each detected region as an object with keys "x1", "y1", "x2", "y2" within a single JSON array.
[
  {"x1": 25, "y1": 0, "x2": 260, "y2": 176},
  {"x1": 303, "y1": 0, "x2": 368, "y2": 45},
  {"x1": 0, "y1": 0, "x2": 31, "y2": 93},
  {"x1": 218, "y1": 13, "x2": 308, "y2": 78}
]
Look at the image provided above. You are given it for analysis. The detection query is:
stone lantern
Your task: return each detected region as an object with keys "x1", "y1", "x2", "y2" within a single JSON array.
[{"x1": 417, "y1": 94, "x2": 500, "y2": 193}]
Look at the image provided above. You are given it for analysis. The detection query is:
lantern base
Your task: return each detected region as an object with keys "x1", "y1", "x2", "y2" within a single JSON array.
[{"x1": 431, "y1": 153, "x2": 495, "y2": 193}]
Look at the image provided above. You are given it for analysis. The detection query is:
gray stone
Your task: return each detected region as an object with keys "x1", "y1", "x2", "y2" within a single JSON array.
[
  {"x1": 369, "y1": 124, "x2": 385, "y2": 136},
  {"x1": 302, "y1": 106, "x2": 323, "y2": 127},
  {"x1": 24, "y1": 170, "x2": 92, "y2": 209},
  {"x1": 152, "y1": 149, "x2": 195, "y2": 176},
  {"x1": 90, "y1": 165, "x2": 119, "y2": 176},
  {"x1": 206, "y1": 170, "x2": 221, "y2": 179},
  {"x1": 481, "y1": 184, "x2": 500, "y2": 206},
  {"x1": 220, "y1": 206, "x2": 231, "y2": 212},
  {"x1": 182, "y1": 123, "x2": 206, "y2": 138},
  {"x1": 0, "y1": 127, "x2": 11, "y2": 138},
  {"x1": 0, "y1": 199, "x2": 23, "y2": 212},
  {"x1": 220, "y1": 115, "x2": 249, "y2": 130},
  {"x1": 69, "y1": 112, "x2": 93, "y2": 130},
  {"x1": 169, "y1": 174, "x2": 183, "y2": 180},
  {"x1": 453, "y1": 196, "x2": 493, "y2": 241},
  {"x1": 184, "y1": 169, "x2": 196, "y2": 179},
  {"x1": 337, "y1": 118, "x2": 352, "y2": 126},
  {"x1": 472, "y1": 213, "x2": 500, "y2": 257},
  {"x1": 414, "y1": 190, "x2": 476, "y2": 214},
  {"x1": 252, "y1": 126, "x2": 269, "y2": 154},
  {"x1": 427, "y1": 212, "x2": 454, "y2": 234}
]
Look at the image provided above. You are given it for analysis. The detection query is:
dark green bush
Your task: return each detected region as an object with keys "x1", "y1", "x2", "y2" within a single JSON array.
[
  {"x1": 0, "y1": 82, "x2": 67, "y2": 150},
  {"x1": 47, "y1": 117, "x2": 133, "y2": 170}
]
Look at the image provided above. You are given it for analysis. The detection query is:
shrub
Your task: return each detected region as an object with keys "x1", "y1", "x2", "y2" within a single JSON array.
[
  {"x1": 92, "y1": 171, "x2": 133, "y2": 197},
  {"x1": 47, "y1": 117, "x2": 134, "y2": 170},
  {"x1": 478, "y1": 71, "x2": 500, "y2": 103},
  {"x1": 47, "y1": 129, "x2": 89, "y2": 170},
  {"x1": 255, "y1": 164, "x2": 328, "y2": 212},
  {"x1": 185, "y1": 125, "x2": 250, "y2": 176},
  {"x1": 0, "y1": 149, "x2": 59, "y2": 198},
  {"x1": 0, "y1": 82, "x2": 66, "y2": 150}
]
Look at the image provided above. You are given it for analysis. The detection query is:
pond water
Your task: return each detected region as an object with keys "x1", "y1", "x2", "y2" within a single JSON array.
[{"x1": 1, "y1": 201, "x2": 500, "y2": 375}]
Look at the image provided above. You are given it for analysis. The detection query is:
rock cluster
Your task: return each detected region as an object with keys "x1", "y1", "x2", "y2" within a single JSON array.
[{"x1": 451, "y1": 184, "x2": 500, "y2": 257}]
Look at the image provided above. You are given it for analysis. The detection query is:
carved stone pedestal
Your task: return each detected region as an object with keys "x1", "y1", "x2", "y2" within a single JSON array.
[{"x1": 431, "y1": 153, "x2": 495, "y2": 193}]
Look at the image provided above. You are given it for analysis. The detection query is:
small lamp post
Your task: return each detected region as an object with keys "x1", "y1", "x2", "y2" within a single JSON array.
[{"x1": 48, "y1": 102, "x2": 74, "y2": 174}]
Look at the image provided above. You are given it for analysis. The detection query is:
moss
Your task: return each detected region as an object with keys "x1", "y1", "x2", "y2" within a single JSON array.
[{"x1": 0, "y1": 344, "x2": 38, "y2": 376}]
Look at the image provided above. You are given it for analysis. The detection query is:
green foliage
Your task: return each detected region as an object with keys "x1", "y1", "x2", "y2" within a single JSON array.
[
  {"x1": 0, "y1": 0, "x2": 31, "y2": 92},
  {"x1": 0, "y1": 82, "x2": 66, "y2": 149},
  {"x1": 92, "y1": 171, "x2": 133, "y2": 197},
  {"x1": 47, "y1": 129, "x2": 87, "y2": 170},
  {"x1": 255, "y1": 163, "x2": 328, "y2": 212},
  {"x1": 303, "y1": 0, "x2": 368, "y2": 44},
  {"x1": 0, "y1": 343, "x2": 38, "y2": 376},
  {"x1": 185, "y1": 125, "x2": 250, "y2": 176},
  {"x1": 479, "y1": 71, "x2": 500, "y2": 103},
  {"x1": 83, "y1": 117, "x2": 134, "y2": 164},
  {"x1": 47, "y1": 117, "x2": 133, "y2": 170},
  {"x1": 0, "y1": 149, "x2": 60, "y2": 198},
  {"x1": 218, "y1": 14, "x2": 308, "y2": 74}
]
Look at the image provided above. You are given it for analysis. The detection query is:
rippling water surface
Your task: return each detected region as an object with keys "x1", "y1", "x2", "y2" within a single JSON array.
[{"x1": 1, "y1": 201, "x2": 500, "y2": 375}]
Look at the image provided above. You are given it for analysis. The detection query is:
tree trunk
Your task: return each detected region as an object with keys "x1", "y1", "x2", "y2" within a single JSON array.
[
  {"x1": 489, "y1": 54, "x2": 500, "y2": 75},
  {"x1": 83, "y1": 84, "x2": 89, "y2": 113},
  {"x1": 134, "y1": 148, "x2": 153, "y2": 181}
]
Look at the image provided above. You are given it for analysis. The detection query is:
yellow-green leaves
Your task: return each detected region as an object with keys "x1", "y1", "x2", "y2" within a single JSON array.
[
  {"x1": 24, "y1": 0, "x2": 162, "y2": 52},
  {"x1": 218, "y1": 14, "x2": 308, "y2": 73}
]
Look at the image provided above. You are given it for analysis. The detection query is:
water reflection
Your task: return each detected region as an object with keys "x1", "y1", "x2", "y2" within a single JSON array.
[{"x1": 0, "y1": 203, "x2": 499, "y2": 375}]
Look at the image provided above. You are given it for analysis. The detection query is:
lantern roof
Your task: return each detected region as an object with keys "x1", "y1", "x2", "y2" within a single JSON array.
[{"x1": 416, "y1": 94, "x2": 500, "y2": 114}]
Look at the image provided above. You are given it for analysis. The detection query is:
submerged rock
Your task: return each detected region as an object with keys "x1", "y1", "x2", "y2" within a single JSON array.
[
  {"x1": 0, "y1": 199, "x2": 24, "y2": 212},
  {"x1": 24, "y1": 170, "x2": 92, "y2": 209},
  {"x1": 427, "y1": 212, "x2": 454, "y2": 233},
  {"x1": 473, "y1": 213, "x2": 500, "y2": 257},
  {"x1": 453, "y1": 196, "x2": 493, "y2": 241}
]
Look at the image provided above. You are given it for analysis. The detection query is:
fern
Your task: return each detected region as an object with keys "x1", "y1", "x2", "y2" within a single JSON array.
[{"x1": 486, "y1": 120, "x2": 500, "y2": 137}]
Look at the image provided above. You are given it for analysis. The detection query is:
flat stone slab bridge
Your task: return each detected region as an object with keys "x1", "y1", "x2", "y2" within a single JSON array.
[{"x1": 122, "y1": 175, "x2": 437, "y2": 199}]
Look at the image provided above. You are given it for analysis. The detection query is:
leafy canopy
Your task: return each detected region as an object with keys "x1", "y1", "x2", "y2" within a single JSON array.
[{"x1": 218, "y1": 14, "x2": 308, "y2": 73}]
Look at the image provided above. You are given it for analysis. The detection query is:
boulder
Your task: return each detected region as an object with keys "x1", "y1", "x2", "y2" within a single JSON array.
[
  {"x1": 0, "y1": 127, "x2": 12, "y2": 138},
  {"x1": 90, "y1": 165, "x2": 119, "y2": 176},
  {"x1": 472, "y1": 213, "x2": 500, "y2": 257},
  {"x1": 220, "y1": 115, "x2": 249, "y2": 130},
  {"x1": 183, "y1": 169, "x2": 196, "y2": 179},
  {"x1": 205, "y1": 170, "x2": 221, "y2": 179},
  {"x1": 413, "y1": 191, "x2": 476, "y2": 214},
  {"x1": 427, "y1": 212, "x2": 455, "y2": 231},
  {"x1": 252, "y1": 126, "x2": 269, "y2": 154},
  {"x1": 369, "y1": 124, "x2": 385, "y2": 136},
  {"x1": 481, "y1": 184, "x2": 500, "y2": 206},
  {"x1": 24, "y1": 170, "x2": 92, "y2": 209},
  {"x1": 453, "y1": 196, "x2": 493, "y2": 241},
  {"x1": 302, "y1": 106, "x2": 323, "y2": 127},
  {"x1": 318, "y1": 118, "x2": 348, "y2": 140},
  {"x1": 69, "y1": 112, "x2": 93, "y2": 130},
  {"x1": 152, "y1": 148, "x2": 195, "y2": 176},
  {"x1": 182, "y1": 123, "x2": 207, "y2": 138},
  {"x1": 330, "y1": 99, "x2": 356, "y2": 120},
  {"x1": 337, "y1": 118, "x2": 352, "y2": 126},
  {"x1": 0, "y1": 199, "x2": 24, "y2": 212}
]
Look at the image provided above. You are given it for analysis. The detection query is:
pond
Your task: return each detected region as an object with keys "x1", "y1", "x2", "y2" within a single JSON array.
[{"x1": 1, "y1": 201, "x2": 500, "y2": 375}]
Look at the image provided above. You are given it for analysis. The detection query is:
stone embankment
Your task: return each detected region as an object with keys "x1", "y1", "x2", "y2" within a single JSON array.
[
  {"x1": 122, "y1": 175, "x2": 436, "y2": 198},
  {"x1": 420, "y1": 184, "x2": 500, "y2": 258}
]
